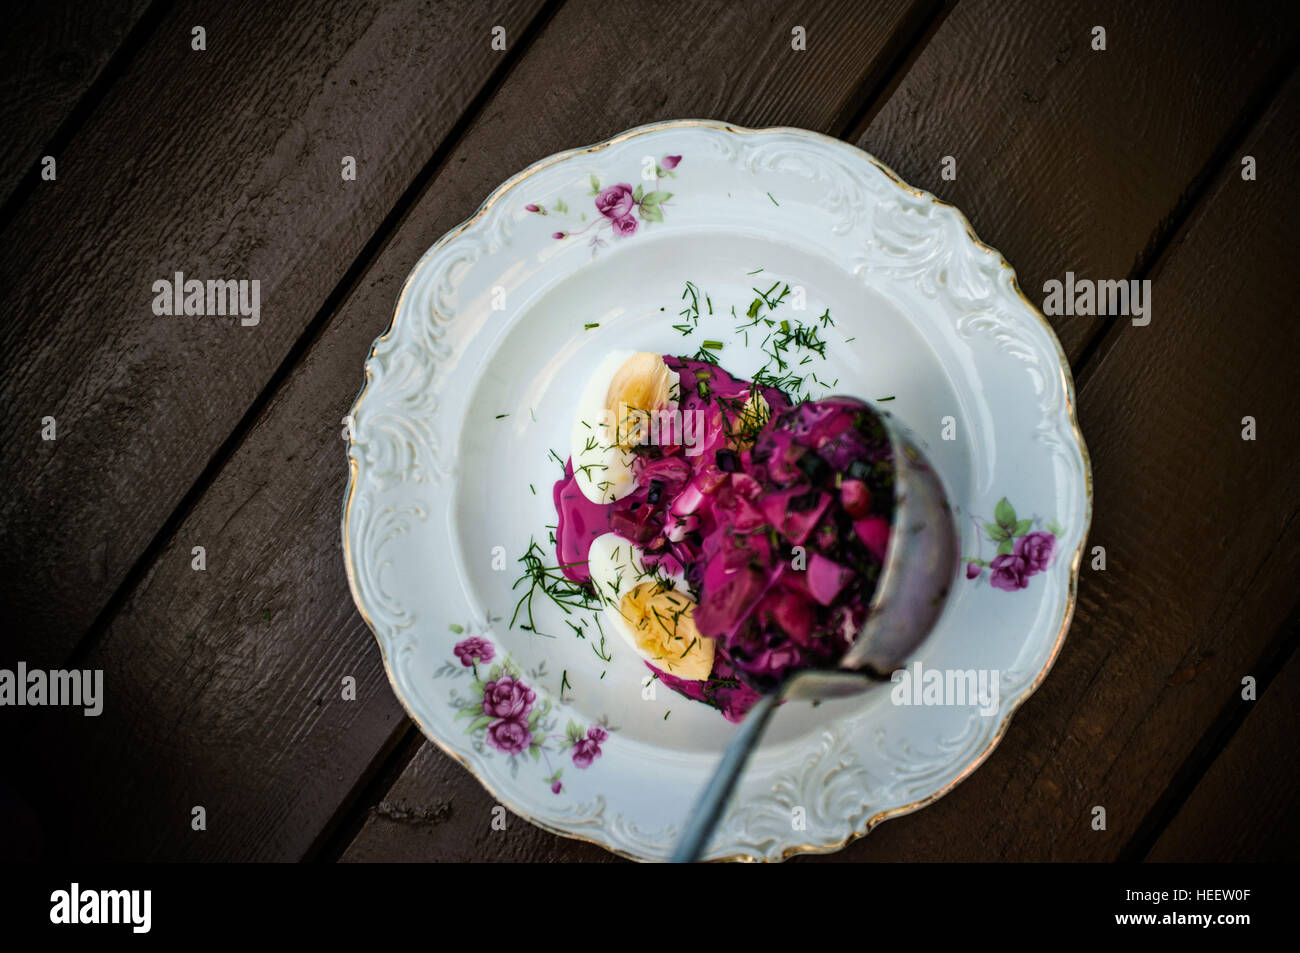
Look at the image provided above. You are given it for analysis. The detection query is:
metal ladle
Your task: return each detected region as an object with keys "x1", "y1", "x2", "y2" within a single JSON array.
[{"x1": 671, "y1": 399, "x2": 959, "y2": 862}]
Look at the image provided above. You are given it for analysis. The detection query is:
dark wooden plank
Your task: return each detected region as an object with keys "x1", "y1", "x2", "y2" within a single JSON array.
[
  {"x1": 0, "y1": 0, "x2": 546, "y2": 668},
  {"x1": 851, "y1": 0, "x2": 1300, "y2": 362},
  {"x1": 17, "y1": 0, "x2": 937, "y2": 861},
  {"x1": 1146, "y1": 647, "x2": 1300, "y2": 862},
  {"x1": 0, "y1": 0, "x2": 153, "y2": 209},
  {"x1": 812, "y1": 70, "x2": 1300, "y2": 861},
  {"x1": 346, "y1": 2, "x2": 1300, "y2": 861},
  {"x1": 339, "y1": 744, "x2": 619, "y2": 863}
]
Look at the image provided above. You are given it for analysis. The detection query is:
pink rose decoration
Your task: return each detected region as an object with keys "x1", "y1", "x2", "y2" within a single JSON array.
[
  {"x1": 571, "y1": 738, "x2": 601, "y2": 768},
  {"x1": 1014, "y1": 531, "x2": 1056, "y2": 573},
  {"x1": 965, "y1": 561, "x2": 982, "y2": 580},
  {"x1": 661, "y1": 155, "x2": 681, "y2": 170},
  {"x1": 595, "y1": 183, "x2": 635, "y2": 220},
  {"x1": 612, "y1": 215, "x2": 638, "y2": 237},
  {"x1": 550, "y1": 780, "x2": 562, "y2": 794},
  {"x1": 482, "y1": 675, "x2": 536, "y2": 719},
  {"x1": 453, "y1": 636, "x2": 494, "y2": 667},
  {"x1": 570, "y1": 727, "x2": 608, "y2": 769},
  {"x1": 486, "y1": 717, "x2": 531, "y2": 754},
  {"x1": 989, "y1": 553, "x2": 1030, "y2": 591}
]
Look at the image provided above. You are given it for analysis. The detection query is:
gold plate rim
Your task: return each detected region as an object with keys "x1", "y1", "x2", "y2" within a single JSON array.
[{"x1": 340, "y1": 118, "x2": 1093, "y2": 862}]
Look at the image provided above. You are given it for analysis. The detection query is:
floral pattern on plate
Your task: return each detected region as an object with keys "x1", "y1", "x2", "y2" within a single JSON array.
[
  {"x1": 964, "y1": 496, "x2": 1062, "y2": 591},
  {"x1": 527, "y1": 154, "x2": 680, "y2": 252},
  {"x1": 344, "y1": 120, "x2": 1092, "y2": 860},
  {"x1": 441, "y1": 633, "x2": 611, "y2": 794}
]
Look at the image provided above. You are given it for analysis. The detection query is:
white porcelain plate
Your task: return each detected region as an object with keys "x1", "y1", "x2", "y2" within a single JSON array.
[{"x1": 343, "y1": 120, "x2": 1091, "y2": 861}]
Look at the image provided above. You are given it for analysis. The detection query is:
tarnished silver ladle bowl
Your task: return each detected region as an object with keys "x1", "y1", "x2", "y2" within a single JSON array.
[{"x1": 671, "y1": 398, "x2": 959, "y2": 862}]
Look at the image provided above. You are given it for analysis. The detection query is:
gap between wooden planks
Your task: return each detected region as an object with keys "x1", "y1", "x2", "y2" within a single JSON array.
[
  {"x1": 10, "y1": 0, "x2": 938, "y2": 861},
  {"x1": 819, "y1": 68, "x2": 1300, "y2": 863},
  {"x1": 0, "y1": 0, "x2": 155, "y2": 213},
  {"x1": 24, "y1": 0, "x2": 1297, "y2": 864},
  {"x1": 340, "y1": 0, "x2": 1300, "y2": 862},
  {"x1": 0, "y1": 0, "x2": 548, "y2": 667},
  {"x1": 1146, "y1": 626, "x2": 1300, "y2": 862}
]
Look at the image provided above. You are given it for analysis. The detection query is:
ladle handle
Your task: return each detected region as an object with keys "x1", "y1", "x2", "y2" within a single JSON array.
[{"x1": 670, "y1": 691, "x2": 780, "y2": 862}]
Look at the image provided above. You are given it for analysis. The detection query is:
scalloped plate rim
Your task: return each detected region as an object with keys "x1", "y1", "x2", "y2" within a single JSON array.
[{"x1": 341, "y1": 118, "x2": 1093, "y2": 862}]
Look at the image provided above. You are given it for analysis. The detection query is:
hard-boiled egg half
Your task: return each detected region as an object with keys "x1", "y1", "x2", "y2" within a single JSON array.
[
  {"x1": 569, "y1": 350, "x2": 680, "y2": 504},
  {"x1": 586, "y1": 532, "x2": 715, "y2": 680}
]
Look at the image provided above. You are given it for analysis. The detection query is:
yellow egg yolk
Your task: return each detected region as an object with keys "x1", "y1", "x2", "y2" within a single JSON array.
[
  {"x1": 619, "y1": 582, "x2": 715, "y2": 680},
  {"x1": 604, "y1": 352, "x2": 674, "y2": 448}
]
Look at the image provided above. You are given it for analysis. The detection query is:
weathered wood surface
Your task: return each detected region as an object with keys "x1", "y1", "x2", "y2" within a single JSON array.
[
  {"x1": 852, "y1": 0, "x2": 1300, "y2": 364},
  {"x1": 14, "y1": 0, "x2": 940, "y2": 861},
  {"x1": 4, "y1": 0, "x2": 1296, "y2": 863},
  {"x1": 814, "y1": 69, "x2": 1300, "y2": 862},
  {"x1": 1147, "y1": 646, "x2": 1300, "y2": 862},
  {"x1": 341, "y1": 2, "x2": 1300, "y2": 862},
  {"x1": 0, "y1": 0, "x2": 547, "y2": 667},
  {"x1": 0, "y1": 0, "x2": 154, "y2": 211}
]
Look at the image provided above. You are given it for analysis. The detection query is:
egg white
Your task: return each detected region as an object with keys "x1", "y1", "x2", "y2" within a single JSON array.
[
  {"x1": 586, "y1": 532, "x2": 694, "y2": 666},
  {"x1": 568, "y1": 350, "x2": 680, "y2": 504}
]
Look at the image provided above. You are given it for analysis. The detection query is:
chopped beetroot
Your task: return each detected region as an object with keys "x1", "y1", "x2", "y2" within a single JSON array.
[
  {"x1": 554, "y1": 356, "x2": 895, "y2": 708},
  {"x1": 712, "y1": 482, "x2": 768, "y2": 532},
  {"x1": 853, "y1": 516, "x2": 892, "y2": 563},
  {"x1": 636, "y1": 455, "x2": 692, "y2": 497},
  {"x1": 806, "y1": 552, "x2": 855, "y2": 606},
  {"x1": 693, "y1": 564, "x2": 764, "y2": 641},
  {"x1": 648, "y1": 654, "x2": 762, "y2": 723},
  {"x1": 840, "y1": 479, "x2": 873, "y2": 519},
  {"x1": 729, "y1": 471, "x2": 763, "y2": 500},
  {"x1": 609, "y1": 503, "x2": 660, "y2": 544},
  {"x1": 760, "y1": 589, "x2": 815, "y2": 643},
  {"x1": 759, "y1": 487, "x2": 831, "y2": 545}
]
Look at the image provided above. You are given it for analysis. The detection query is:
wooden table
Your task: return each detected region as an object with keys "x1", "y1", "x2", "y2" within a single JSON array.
[{"x1": 2, "y1": 0, "x2": 1297, "y2": 863}]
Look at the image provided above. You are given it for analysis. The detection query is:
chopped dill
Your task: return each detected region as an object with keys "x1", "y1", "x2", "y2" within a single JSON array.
[
  {"x1": 509, "y1": 539, "x2": 602, "y2": 637},
  {"x1": 591, "y1": 614, "x2": 612, "y2": 662},
  {"x1": 679, "y1": 280, "x2": 703, "y2": 330},
  {"x1": 691, "y1": 344, "x2": 721, "y2": 365}
]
